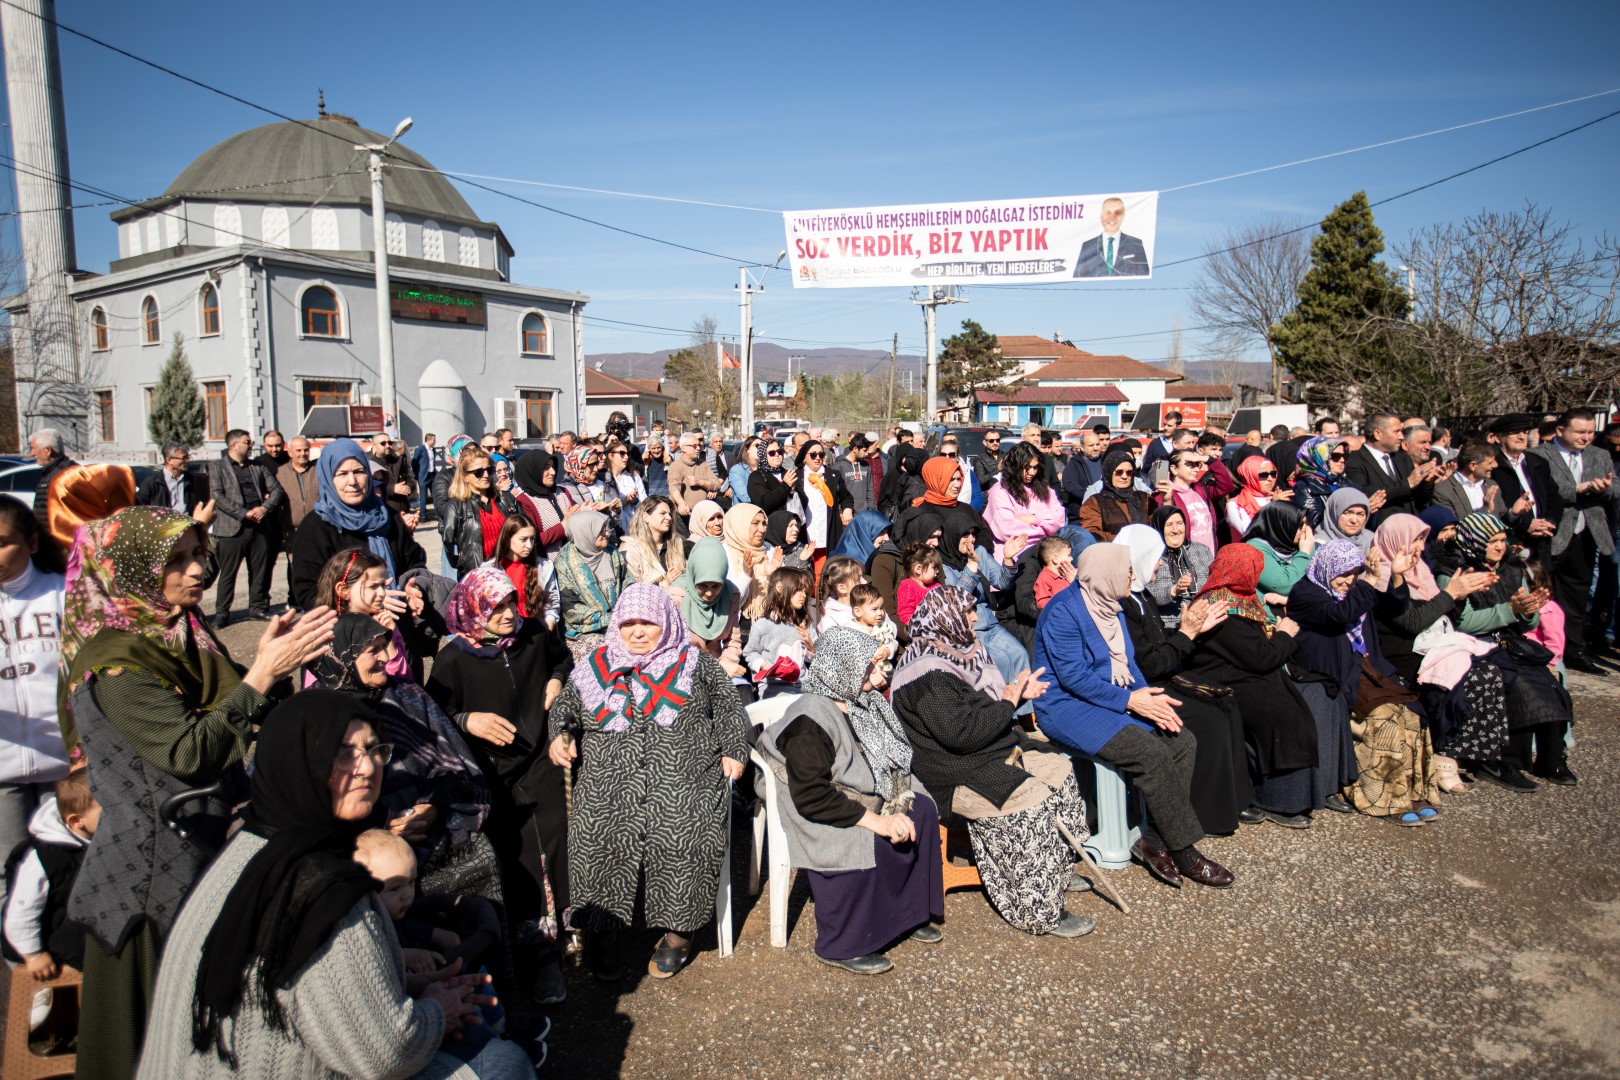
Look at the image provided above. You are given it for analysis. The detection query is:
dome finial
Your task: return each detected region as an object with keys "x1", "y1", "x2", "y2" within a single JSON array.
[{"x1": 317, "y1": 88, "x2": 326, "y2": 118}]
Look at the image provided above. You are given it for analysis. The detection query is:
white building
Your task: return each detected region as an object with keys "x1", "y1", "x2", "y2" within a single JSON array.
[
  {"x1": 584, "y1": 370, "x2": 676, "y2": 436},
  {"x1": 8, "y1": 113, "x2": 588, "y2": 458}
]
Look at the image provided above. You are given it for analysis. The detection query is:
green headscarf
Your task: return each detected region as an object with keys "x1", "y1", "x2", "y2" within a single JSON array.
[{"x1": 678, "y1": 538, "x2": 736, "y2": 641}]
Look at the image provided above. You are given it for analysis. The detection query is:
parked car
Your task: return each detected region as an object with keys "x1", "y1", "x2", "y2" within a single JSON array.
[
  {"x1": 923, "y1": 424, "x2": 1012, "y2": 462},
  {"x1": 0, "y1": 462, "x2": 42, "y2": 507}
]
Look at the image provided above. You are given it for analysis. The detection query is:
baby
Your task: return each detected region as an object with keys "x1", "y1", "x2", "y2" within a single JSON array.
[
  {"x1": 850, "y1": 582, "x2": 899, "y2": 677},
  {"x1": 1032, "y1": 537, "x2": 1076, "y2": 611}
]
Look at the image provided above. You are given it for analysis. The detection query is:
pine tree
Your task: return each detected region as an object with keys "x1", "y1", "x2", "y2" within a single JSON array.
[
  {"x1": 147, "y1": 332, "x2": 206, "y2": 447},
  {"x1": 938, "y1": 320, "x2": 1018, "y2": 405},
  {"x1": 1270, "y1": 192, "x2": 1410, "y2": 415}
]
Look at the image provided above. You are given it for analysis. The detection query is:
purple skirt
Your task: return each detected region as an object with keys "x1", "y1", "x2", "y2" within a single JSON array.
[{"x1": 805, "y1": 793, "x2": 944, "y2": 960}]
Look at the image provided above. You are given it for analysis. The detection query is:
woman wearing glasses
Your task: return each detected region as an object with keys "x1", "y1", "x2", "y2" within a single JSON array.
[
  {"x1": 1290, "y1": 436, "x2": 1348, "y2": 531},
  {"x1": 1078, "y1": 449, "x2": 1153, "y2": 542},
  {"x1": 792, "y1": 439, "x2": 853, "y2": 585},
  {"x1": 1226, "y1": 455, "x2": 1291, "y2": 540},
  {"x1": 1155, "y1": 450, "x2": 1222, "y2": 554},
  {"x1": 439, "y1": 446, "x2": 523, "y2": 578},
  {"x1": 749, "y1": 440, "x2": 797, "y2": 515},
  {"x1": 605, "y1": 438, "x2": 648, "y2": 532}
]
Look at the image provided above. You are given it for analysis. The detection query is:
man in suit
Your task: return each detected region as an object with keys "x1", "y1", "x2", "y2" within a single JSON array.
[
  {"x1": 1343, "y1": 411, "x2": 1440, "y2": 525},
  {"x1": 1430, "y1": 441, "x2": 1507, "y2": 520},
  {"x1": 135, "y1": 441, "x2": 213, "y2": 518},
  {"x1": 1487, "y1": 413, "x2": 1559, "y2": 561},
  {"x1": 411, "y1": 433, "x2": 437, "y2": 520},
  {"x1": 1531, "y1": 407, "x2": 1619, "y2": 674},
  {"x1": 1073, "y1": 197, "x2": 1150, "y2": 277},
  {"x1": 205, "y1": 429, "x2": 285, "y2": 626}
]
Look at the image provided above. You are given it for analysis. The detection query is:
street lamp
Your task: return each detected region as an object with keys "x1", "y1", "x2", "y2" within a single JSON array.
[{"x1": 356, "y1": 117, "x2": 414, "y2": 431}]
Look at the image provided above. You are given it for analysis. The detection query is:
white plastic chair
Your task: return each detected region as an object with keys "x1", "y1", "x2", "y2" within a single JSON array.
[{"x1": 715, "y1": 694, "x2": 803, "y2": 957}]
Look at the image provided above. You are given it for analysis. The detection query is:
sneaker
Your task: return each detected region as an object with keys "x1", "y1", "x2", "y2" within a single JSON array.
[
  {"x1": 1474, "y1": 761, "x2": 1539, "y2": 793},
  {"x1": 1048, "y1": 912, "x2": 1097, "y2": 938}
]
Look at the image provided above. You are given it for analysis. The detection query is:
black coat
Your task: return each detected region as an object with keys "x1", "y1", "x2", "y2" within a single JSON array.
[
  {"x1": 1492, "y1": 451, "x2": 1560, "y2": 562},
  {"x1": 288, "y1": 510, "x2": 427, "y2": 610},
  {"x1": 748, "y1": 469, "x2": 794, "y2": 515},
  {"x1": 134, "y1": 468, "x2": 208, "y2": 514},
  {"x1": 1181, "y1": 615, "x2": 1317, "y2": 774},
  {"x1": 1285, "y1": 578, "x2": 1408, "y2": 712},
  {"x1": 1375, "y1": 589, "x2": 1459, "y2": 687},
  {"x1": 794, "y1": 466, "x2": 854, "y2": 554},
  {"x1": 1344, "y1": 445, "x2": 1421, "y2": 524},
  {"x1": 892, "y1": 669, "x2": 1027, "y2": 812}
]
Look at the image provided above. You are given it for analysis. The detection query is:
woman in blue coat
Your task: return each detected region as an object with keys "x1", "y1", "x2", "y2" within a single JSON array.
[{"x1": 1032, "y1": 545, "x2": 1234, "y2": 891}]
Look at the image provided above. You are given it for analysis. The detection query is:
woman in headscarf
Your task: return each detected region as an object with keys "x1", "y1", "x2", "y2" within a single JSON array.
[
  {"x1": 622, "y1": 495, "x2": 687, "y2": 595},
  {"x1": 1113, "y1": 525, "x2": 1251, "y2": 836},
  {"x1": 890, "y1": 454, "x2": 983, "y2": 551},
  {"x1": 792, "y1": 439, "x2": 853, "y2": 583},
  {"x1": 1286, "y1": 538, "x2": 1438, "y2": 824},
  {"x1": 310, "y1": 616, "x2": 496, "y2": 891},
  {"x1": 764, "y1": 508, "x2": 813, "y2": 572},
  {"x1": 870, "y1": 509, "x2": 942, "y2": 632},
  {"x1": 1031, "y1": 545, "x2": 1234, "y2": 891},
  {"x1": 1144, "y1": 504, "x2": 1213, "y2": 630},
  {"x1": 439, "y1": 446, "x2": 523, "y2": 578},
  {"x1": 676, "y1": 538, "x2": 749, "y2": 701},
  {"x1": 684, "y1": 497, "x2": 726, "y2": 558},
  {"x1": 1319, "y1": 487, "x2": 1373, "y2": 556},
  {"x1": 830, "y1": 508, "x2": 893, "y2": 567},
  {"x1": 1225, "y1": 455, "x2": 1288, "y2": 540},
  {"x1": 425, "y1": 567, "x2": 575, "y2": 1003},
  {"x1": 877, "y1": 445, "x2": 928, "y2": 520},
  {"x1": 938, "y1": 515, "x2": 1030, "y2": 688},
  {"x1": 1438, "y1": 512, "x2": 1576, "y2": 789},
  {"x1": 748, "y1": 439, "x2": 797, "y2": 515},
  {"x1": 61, "y1": 508, "x2": 336, "y2": 1079},
  {"x1": 1181, "y1": 544, "x2": 1338, "y2": 831},
  {"x1": 554, "y1": 508, "x2": 628, "y2": 662},
  {"x1": 290, "y1": 437, "x2": 426, "y2": 609},
  {"x1": 558, "y1": 445, "x2": 617, "y2": 520},
  {"x1": 1291, "y1": 436, "x2": 1347, "y2": 529},
  {"x1": 1078, "y1": 449, "x2": 1152, "y2": 543},
  {"x1": 890, "y1": 588, "x2": 1095, "y2": 939},
  {"x1": 721, "y1": 502, "x2": 780, "y2": 618},
  {"x1": 514, "y1": 448, "x2": 580, "y2": 559},
  {"x1": 139, "y1": 691, "x2": 523, "y2": 1078},
  {"x1": 1418, "y1": 504, "x2": 1464, "y2": 578},
  {"x1": 757, "y1": 627, "x2": 945, "y2": 975},
  {"x1": 547, "y1": 583, "x2": 748, "y2": 981},
  {"x1": 1369, "y1": 514, "x2": 1507, "y2": 795},
  {"x1": 1244, "y1": 501, "x2": 1315, "y2": 616}
]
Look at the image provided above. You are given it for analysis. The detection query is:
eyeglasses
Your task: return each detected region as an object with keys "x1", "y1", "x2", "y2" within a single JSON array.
[
  {"x1": 466, "y1": 467, "x2": 491, "y2": 478},
  {"x1": 334, "y1": 743, "x2": 393, "y2": 770},
  {"x1": 766, "y1": 448, "x2": 783, "y2": 456},
  {"x1": 609, "y1": 450, "x2": 628, "y2": 458},
  {"x1": 806, "y1": 451, "x2": 824, "y2": 460}
]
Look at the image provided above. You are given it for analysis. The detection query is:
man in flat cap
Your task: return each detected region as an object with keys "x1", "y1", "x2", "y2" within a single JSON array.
[{"x1": 1488, "y1": 413, "x2": 1559, "y2": 562}]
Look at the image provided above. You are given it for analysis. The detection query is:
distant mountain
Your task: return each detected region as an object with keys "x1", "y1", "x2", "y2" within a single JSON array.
[{"x1": 589, "y1": 341, "x2": 922, "y2": 381}]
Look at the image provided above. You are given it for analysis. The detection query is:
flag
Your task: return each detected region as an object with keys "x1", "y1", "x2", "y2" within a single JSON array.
[{"x1": 722, "y1": 348, "x2": 741, "y2": 370}]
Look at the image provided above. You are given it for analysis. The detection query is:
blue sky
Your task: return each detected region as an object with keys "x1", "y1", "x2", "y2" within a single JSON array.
[{"x1": 8, "y1": 0, "x2": 1620, "y2": 375}]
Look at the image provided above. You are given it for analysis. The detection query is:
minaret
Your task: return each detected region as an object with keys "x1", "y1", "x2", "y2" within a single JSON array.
[{"x1": 2, "y1": 0, "x2": 82, "y2": 450}]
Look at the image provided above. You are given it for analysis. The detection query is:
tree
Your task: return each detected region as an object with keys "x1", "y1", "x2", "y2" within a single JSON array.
[
  {"x1": 1270, "y1": 193, "x2": 1410, "y2": 419},
  {"x1": 661, "y1": 314, "x2": 741, "y2": 430},
  {"x1": 1189, "y1": 215, "x2": 1309, "y2": 402},
  {"x1": 938, "y1": 320, "x2": 1018, "y2": 405},
  {"x1": 147, "y1": 332, "x2": 206, "y2": 447}
]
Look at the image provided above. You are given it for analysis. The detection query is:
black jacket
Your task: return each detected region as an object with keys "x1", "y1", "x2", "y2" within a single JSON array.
[
  {"x1": 1492, "y1": 450, "x2": 1560, "y2": 558},
  {"x1": 1181, "y1": 616, "x2": 1318, "y2": 775},
  {"x1": 793, "y1": 466, "x2": 853, "y2": 554},
  {"x1": 440, "y1": 491, "x2": 523, "y2": 575},
  {"x1": 134, "y1": 468, "x2": 209, "y2": 515},
  {"x1": 892, "y1": 668, "x2": 1027, "y2": 812},
  {"x1": 1343, "y1": 445, "x2": 1421, "y2": 524},
  {"x1": 288, "y1": 510, "x2": 426, "y2": 609},
  {"x1": 748, "y1": 469, "x2": 794, "y2": 515}
]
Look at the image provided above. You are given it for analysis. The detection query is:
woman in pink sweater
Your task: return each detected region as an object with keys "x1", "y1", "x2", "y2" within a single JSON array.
[{"x1": 983, "y1": 443, "x2": 1067, "y2": 562}]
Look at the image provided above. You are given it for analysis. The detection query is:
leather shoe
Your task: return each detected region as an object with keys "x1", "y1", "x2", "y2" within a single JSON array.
[
  {"x1": 1237, "y1": 806, "x2": 1266, "y2": 826},
  {"x1": 1533, "y1": 763, "x2": 1579, "y2": 787},
  {"x1": 1179, "y1": 855, "x2": 1235, "y2": 889},
  {"x1": 816, "y1": 952, "x2": 893, "y2": 976},
  {"x1": 1048, "y1": 912, "x2": 1097, "y2": 938},
  {"x1": 1131, "y1": 837, "x2": 1182, "y2": 888},
  {"x1": 1565, "y1": 653, "x2": 1608, "y2": 676},
  {"x1": 909, "y1": 923, "x2": 944, "y2": 944},
  {"x1": 1324, "y1": 793, "x2": 1354, "y2": 814}
]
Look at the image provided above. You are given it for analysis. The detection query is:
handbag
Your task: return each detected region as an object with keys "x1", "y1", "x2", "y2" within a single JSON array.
[{"x1": 1498, "y1": 632, "x2": 1555, "y2": 668}]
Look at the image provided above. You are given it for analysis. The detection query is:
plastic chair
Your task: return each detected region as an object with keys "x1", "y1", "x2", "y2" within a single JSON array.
[
  {"x1": 938, "y1": 822, "x2": 983, "y2": 894},
  {"x1": 743, "y1": 692, "x2": 804, "y2": 948},
  {"x1": 1073, "y1": 752, "x2": 1141, "y2": 870},
  {"x1": 3, "y1": 964, "x2": 80, "y2": 1080}
]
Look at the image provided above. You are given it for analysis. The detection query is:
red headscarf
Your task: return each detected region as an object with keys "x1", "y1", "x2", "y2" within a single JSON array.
[
  {"x1": 915, "y1": 456, "x2": 960, "y2": 507},
  {"x1": 1231, "y1": 456, "x2": 1275, "y2": 516},
  {"x1": 1197, "y1": 543, "x2": 1272, "y2": 628}
]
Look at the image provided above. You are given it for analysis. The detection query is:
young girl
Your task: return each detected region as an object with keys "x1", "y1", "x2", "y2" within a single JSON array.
[
  {"x1": 1523, "y1": 557, "x2": 1566, "y2": 673},
  {"x1": 313, "y1": 549, "x2": 413, "y2": 681},
  {"x1": 849, "y1": 581, "x2": 898, "y2": 679},
  {"x1": 744, "y1": 567, "x2": 816, "y2": 697},
  {"x1": 486, "y1": 516, "x2": 560, "y2": 631},
  {"x1": 816, "y1": 555, "x2": 867, "y2": 633},
  {"x1": 896, "y1": 542, "x2": 943, "y2": 626}
]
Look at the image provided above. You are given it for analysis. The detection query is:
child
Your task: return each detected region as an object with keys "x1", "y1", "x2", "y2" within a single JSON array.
[
  {"x1": 896, "y1": 542, "x2": 943, "y2": 626},
  {"x1": 486, "y1": 516, "x2": 560, "y2": 631},
  {"x1": 744, "y1": 568, "x2": 816, "y2": 697},
  {"x1": 1032, "y1": 536, "x2": 1077, "y2": 611},
  {"x1": 313, "y1": 549, "x2": 413, "y2": 682},
  {"x1": 1522, "y1": 557, "x2": 1565, "y2": 671},
  {"x1": 816, "y1": 556, "x2": 867, "y2": 633},
  {"x1": 849, "y1": 582, "x2": 898, "y2": 678},
  {"x1": 4, "y1": 771, "x2": 94, "y2": 981}
]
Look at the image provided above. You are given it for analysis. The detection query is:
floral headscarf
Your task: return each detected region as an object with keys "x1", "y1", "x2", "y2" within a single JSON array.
[
  {"x1": 1306, "y1": 539, "x2": 1369, "y2": 654},
  {"x1": 801, "y1": 627, "x2": 913, "y2": 811},
  {"x1": 1295, "y1": 436, "x2": 1344, "y2": 483},
  {"x1": 892, "y1": 583, "x2": 1000, "y2": 696},
  {"x1": 563, "y1": 446, "x2": 600, "y2": 485},
  {"x1": 570, "y1": 582, "x2": 699, "y2": 731},
  {"x1": 445, "y1": 566, "x2": 519, "y2": 650},
  {"x1": 1199, "y1": 542, "x2": 1273, "y2": 629}
]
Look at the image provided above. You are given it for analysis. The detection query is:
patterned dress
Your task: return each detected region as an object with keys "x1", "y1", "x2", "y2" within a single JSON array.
[{"x1": 548, "y1": 651, "x2": 749, "y2": 933}]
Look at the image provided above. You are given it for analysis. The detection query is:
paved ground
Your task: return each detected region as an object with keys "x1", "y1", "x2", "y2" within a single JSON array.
[{"x1": 9, "y1": 524, "x2": 1619, "y2": 1077}]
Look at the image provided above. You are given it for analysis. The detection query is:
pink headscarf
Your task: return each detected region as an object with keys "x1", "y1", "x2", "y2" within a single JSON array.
[
  {"x1": 1231, "y1": 455, "x2": 1275, "y2": 517},
  {"x1": 569, "y1": 582, "x2": 700, "y2": 731},
  {"x1": 446, "y1": 567, "x2": 519, "y2": 649},
  {"x1": 1373, "y1": 513, "x2": 1439, "y2": 601}
]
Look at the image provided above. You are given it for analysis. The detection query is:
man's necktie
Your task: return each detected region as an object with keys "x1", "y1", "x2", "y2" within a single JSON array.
[{"x1": 1106, "y1": 236, "x2": 1115, "y2": 275}]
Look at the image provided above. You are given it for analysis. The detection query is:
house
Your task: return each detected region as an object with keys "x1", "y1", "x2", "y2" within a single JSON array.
[
  {"x1": 973, "y1": 385, "x2": 1128, "y2": 429},
  {"x1": 584, "y1": 370, "x2": 676, "y2": 436}
]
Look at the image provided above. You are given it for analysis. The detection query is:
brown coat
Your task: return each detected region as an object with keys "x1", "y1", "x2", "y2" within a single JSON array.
[
  {"x1": 668, "y1": 455, "x2": 723, "y2": 517},
  {"x1": 276, "y1": 461, "x2": 320, "y2": 534}
]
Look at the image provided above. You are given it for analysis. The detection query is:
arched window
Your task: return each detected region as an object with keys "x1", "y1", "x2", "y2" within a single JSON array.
[
  {"x1": 422, "y1": 220, "x2": 444, "y2": 262},
  {"x1": 90, "y1": 307, "x2": 108, "y2": 351},
  {"x1": 300, "y1": 284, "x2": 342, "y2": 337},
  {"x1": 142, "y1": 296, "x2": 161, "y2": 345},
  {"x1": 521, "y1": 312, "x2": 548, "y2": 355},
  {"x1": 200, "y1": 283, "x2": 220, "y2": 336},
  {"x1": 311, "y1": 207, "x2": 339, "y2": 250},
  {"x1": 458, "y1": 228, "x2": 479, "y2": 268},
  {"x1": 385, "y1": 212, "x2": 405, "y2": 256},
  {"x1": 261, "y1": 205, "x2": 290, "y2": 248},
  {"x1": 213, "y1": 202, "x2": 242, "y2": 245}
]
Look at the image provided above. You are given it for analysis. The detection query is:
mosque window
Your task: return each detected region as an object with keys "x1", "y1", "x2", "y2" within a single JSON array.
[
  {"x1": 458, "y1": 228, "x2": 479, "y2": 268},
  {"x1": 422, "y1": 220, "x2": 444, "y2": 262},
  {"x1": 301, "y1": 284, "x2": 343, "y2": 337},
  {"x1": 91, "y1": 307, "x2": 109, "y2": 351},
  {"x1": 311, "y1": 207, "x2": 340, "y2": 250},
  {"x1": 142, "y1": 296, "x2": 161, "y2": 344},
  {"x1": 385, "y1": 213, "x2": 406, "y2": 256},
  {"x1": 213, "y1": 203, "x2": 242, "y2": 245},
  {"x1": 200, "y1": 284, "x2": 220, "y2": 336},
  {"x1": 522, "y1": 312, "x2": 548, "y2": 355},
  {"x1": 262, "y1": 205, "x2": 290, "y2": 248}
]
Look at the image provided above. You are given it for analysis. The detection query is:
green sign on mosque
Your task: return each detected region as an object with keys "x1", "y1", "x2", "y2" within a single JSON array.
[{"x1": 391, "y1": 282, "x2": 486, "y2": 326}]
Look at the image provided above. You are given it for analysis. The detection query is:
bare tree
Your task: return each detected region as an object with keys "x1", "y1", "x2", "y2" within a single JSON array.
[
  {"x1": 1165, "y1": 315, "x2": 1184, "y2": 376},
  {"x1": 1190, "y1": 216, "x2": 1310, "y2": 403},
  {"x1": 1397, "y1": 204, "x2": 1620, "y2": 412}
]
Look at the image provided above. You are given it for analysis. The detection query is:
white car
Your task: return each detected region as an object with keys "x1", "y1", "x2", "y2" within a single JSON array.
[{"x1": 0, "y1": 461, "x2": 41, "y2": 507}]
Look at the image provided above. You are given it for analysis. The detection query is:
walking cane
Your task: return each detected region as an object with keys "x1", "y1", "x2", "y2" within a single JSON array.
[{"x1": 1056, "y1": 820, "x2": 1130, "y2": 915}]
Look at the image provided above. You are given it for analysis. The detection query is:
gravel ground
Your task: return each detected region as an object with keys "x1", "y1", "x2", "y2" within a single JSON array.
[{"x1": 8, "y1": 525, "x2": 1617, "y2": 1077}]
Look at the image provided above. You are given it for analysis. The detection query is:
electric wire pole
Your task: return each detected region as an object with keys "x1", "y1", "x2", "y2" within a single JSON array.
[
  {"x1": 912, "y1": 285, "x2": 966, "y2": 423},
  {"x1": 885, "y1": 333, "x2": 897, "y2": 432}
]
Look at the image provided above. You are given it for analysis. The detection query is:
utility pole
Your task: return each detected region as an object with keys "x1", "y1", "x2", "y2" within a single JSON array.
[
  {"x1": 912, "y1": 285, "x2": 966, "y2": 424},
  {"x1": 885, "y1": 333, "x2": 897, "y2": 432},
  {"x1": 737, "y1": 252, "x2": 785, "y2": 436},
  {"x1": 356, "y1": 117, "x2": 414, "y2": 430},
  {"x1": 714, "y1": 339, "x2": 724, "y2": 434}
]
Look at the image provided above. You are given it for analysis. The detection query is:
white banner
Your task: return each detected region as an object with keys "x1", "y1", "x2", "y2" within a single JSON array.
[{"x1": 783, "y1": 191, "x2": 1158, "y2": 288}]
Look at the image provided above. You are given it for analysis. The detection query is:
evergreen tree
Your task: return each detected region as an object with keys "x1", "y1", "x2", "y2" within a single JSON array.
[
  {"x1": 147, "y1": 332, "x2": 206, "y2": 447},
  {"x1": 938, "y1": 320, "x2": 1018, "y2": 405},
  {"x1": 1269, "y1": 192, "x2": 1410, "y2": 415}
]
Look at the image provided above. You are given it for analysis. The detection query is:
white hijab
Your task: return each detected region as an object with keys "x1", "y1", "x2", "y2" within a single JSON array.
[{"x1": 1113, "y1": 524, "x2": 1165, "y2": 595}]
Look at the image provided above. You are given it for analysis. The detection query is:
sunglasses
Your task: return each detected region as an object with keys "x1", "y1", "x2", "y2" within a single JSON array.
[
  {"x1": 942, "y1": 452, "x2": 958, "y2": 459},
  {"x1": 466, "y1": 467, "x2": 491, "y2": 478},
  {"x1": 806, "y1": 451, "x2": 824, "y2": 460},
  {"x1": 766, "y1": 448, "x2": 783, "y2": 456},
  {"x1": 1328, "y1": 453, "x2": 1346, "y2": 461},
  {"x1": 1256, "y1": 470, "x2": 1277, "y2": 479},
  {"x1": 1113, "y1": 468, "x2": 1135, "y2": 476},
  {"x1": 609, "y1": 450, "x2": 628, "y2": 457},
  {"x1": 983, "y1": 439, "x2": 1001, "y2": 445}
]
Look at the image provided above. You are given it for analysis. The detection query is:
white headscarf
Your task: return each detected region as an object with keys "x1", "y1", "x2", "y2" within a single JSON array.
[{"x1": 1113, "y1": 524, "x2": 1165, "y2": 595}]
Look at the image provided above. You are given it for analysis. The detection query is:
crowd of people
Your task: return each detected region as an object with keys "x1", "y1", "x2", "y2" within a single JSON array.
[{"x1": 0, "y1": 403, "x2": 1603, "y2": 1077}]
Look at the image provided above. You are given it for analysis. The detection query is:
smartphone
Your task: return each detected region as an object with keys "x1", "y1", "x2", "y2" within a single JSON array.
[{"x1": 1150, "y1": 460, "x2": 1170, "y2": 488}]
